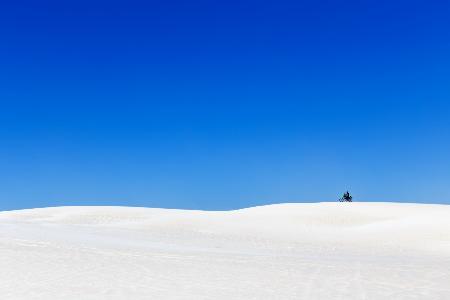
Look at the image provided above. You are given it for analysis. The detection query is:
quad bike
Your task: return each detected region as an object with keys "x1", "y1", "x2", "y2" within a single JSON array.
[{"x1": 339, "y1": 193, "x2": 352, "y2": 202}]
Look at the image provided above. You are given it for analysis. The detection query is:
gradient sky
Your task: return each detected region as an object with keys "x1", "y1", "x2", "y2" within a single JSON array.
[{"x1": 1, "y1": 0, "x2": 450, "y2": 210}]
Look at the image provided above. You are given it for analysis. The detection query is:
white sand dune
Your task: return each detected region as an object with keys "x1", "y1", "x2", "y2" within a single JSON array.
[{"x1": 1, "y1": 202, "x2": 449, "y2": 299}]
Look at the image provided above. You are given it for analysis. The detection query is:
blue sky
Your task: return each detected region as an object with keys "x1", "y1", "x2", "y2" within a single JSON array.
[{"x1": 1, "y1": 0, "x2": 450, "y2": 210}]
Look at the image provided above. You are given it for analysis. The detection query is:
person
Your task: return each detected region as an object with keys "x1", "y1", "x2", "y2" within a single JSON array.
[{"x1": 341, "y1": 191, "x2": 352, "y2": 202}]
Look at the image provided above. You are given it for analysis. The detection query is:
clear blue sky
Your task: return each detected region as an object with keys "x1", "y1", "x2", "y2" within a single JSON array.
[{"x1": 1, "y1": 0, "x2": 450, "y2": 210}]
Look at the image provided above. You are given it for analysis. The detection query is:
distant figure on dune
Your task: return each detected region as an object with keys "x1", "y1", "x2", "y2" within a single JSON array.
[{"x1": 340, "y1": 191, "x2": 353, "y2": 202}]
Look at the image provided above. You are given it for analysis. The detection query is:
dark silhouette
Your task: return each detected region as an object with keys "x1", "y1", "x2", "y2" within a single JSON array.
[{"x1": 339, "y1": 191, "x2": 352, "y2": 202}]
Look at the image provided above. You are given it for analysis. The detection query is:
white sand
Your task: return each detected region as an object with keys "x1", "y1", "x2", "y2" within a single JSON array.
[{"x1": 1, "y1": 202, "x2": 449, "y2": 299}]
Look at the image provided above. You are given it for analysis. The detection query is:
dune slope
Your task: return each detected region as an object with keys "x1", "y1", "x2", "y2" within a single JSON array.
[{"x1": 1, "y1": 202, "x2": 449, "y2": 299}]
